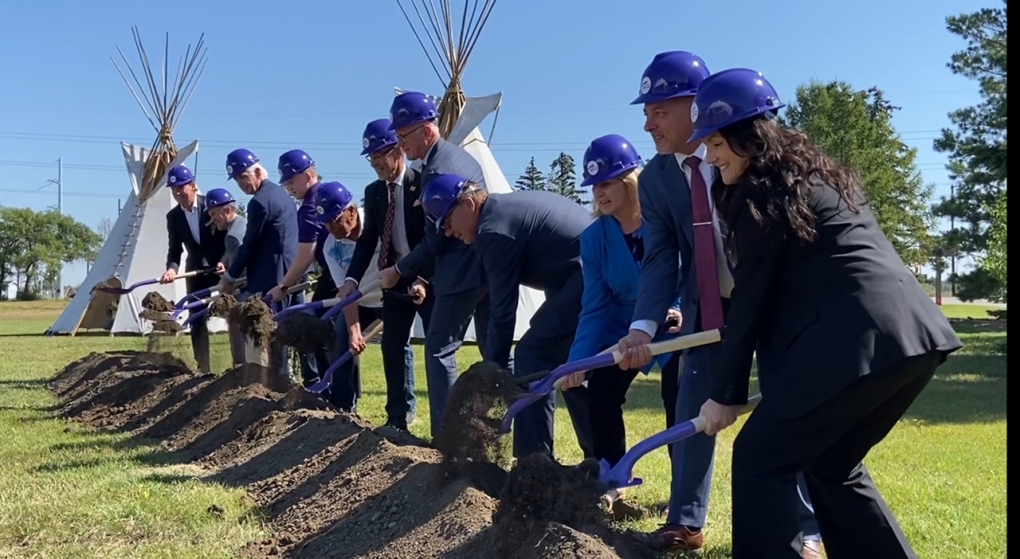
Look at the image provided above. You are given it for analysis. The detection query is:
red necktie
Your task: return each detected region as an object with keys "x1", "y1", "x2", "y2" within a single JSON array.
[
  {"x1": 378, "y1": 182, "x2": 397, "y2": 270},
  {"x1": 683, "y1": 155, "x2": 724, "y2": 331}
]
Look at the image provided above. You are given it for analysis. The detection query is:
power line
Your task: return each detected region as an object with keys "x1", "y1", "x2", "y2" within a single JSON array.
[{"x1": 0, "y1": 129, "x2": 943, "y2": 151}]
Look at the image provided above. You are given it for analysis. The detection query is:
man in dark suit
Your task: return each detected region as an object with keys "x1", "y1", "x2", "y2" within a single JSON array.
[
  {"x1": 159, "y1": 164, "x2": 225, "y2": 374},
  {"x1": 689, "y1": 67, "x2": 962, "y2": 559},
  {"x1": 420, "y1": 174, "x2": 595, "y2": 460},
  {"x1": 338, "y1": 118, "x2": 433, "y2": 430},
  {"x1": 217, "y1": 148, "x2": 299, "y2": 375},
  {"x1": 376, "y1": 92, "x2": 492, "y2": 436},
  {"x1": 615, "y1": 52, "x2": 820, "y2": 554}
]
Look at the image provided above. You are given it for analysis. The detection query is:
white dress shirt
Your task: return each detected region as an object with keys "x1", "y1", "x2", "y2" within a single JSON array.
[
  {"x1": 182, "y1": 203, "x2": 201, "y2": 245},
  {"x1": 630, "y1": 145, "x2": 735, "y2": 338},
  {"x1": 388, "y1": 166, "x2": 412, "y2": 261}
]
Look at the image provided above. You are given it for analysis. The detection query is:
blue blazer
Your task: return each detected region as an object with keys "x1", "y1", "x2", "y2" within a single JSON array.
[
  {"x1": 569, "y1": 215, "x2": 682, "y2": 373},
  {"x1": 225, "y1": 179, "x2": 298, "y2": 295}
]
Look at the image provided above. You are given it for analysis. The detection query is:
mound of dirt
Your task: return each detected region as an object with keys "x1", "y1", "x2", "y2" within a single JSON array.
[
  {"x1": 275, "y1": 312, "x2": 337, "y2": 353},
  {"x1": 142, "y1": 291, "x2": 174, "y2": 311},
  {"x1": 49, "y1": 351, "x2": 658, "y2": 559}
]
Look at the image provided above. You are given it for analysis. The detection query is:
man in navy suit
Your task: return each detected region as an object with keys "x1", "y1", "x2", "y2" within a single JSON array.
[
  {"x1": 159, "y1": 164, "x2": 225, "y2": 374},
  {"x1": 615, "y1": 52, "x2": 821, "y2": 555},
  {"x1": 420, "y1": 174, "x2": 594, "y2": 460},
  {"x1": 217, "y1": 148, "x2": 299, "y2": 375},
  {"x1": 375, "y1": 92, "x2": 492, "y2": 435}
]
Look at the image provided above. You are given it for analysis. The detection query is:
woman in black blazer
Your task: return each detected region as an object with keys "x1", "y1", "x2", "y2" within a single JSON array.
[{"x1": 686, "y1": 68, "x2": 963, "y2": 559}]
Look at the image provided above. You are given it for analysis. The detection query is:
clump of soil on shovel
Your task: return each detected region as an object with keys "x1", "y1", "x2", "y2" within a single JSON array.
[
  {"x1": 433, "y1": 361, "x2": 519, "y2": 468},
  {"x1": 141, "y1": 291, "x2": 174, "y2": 311},
  {"x1": 207, "y1": 293, "x2": 238, "y2": 318},
  {"x1": 232, "y1": 297, "x2": 276, "y2": 348},
  {"x1": 275, "y1": 312, "x2": 336, "y2": 353}
]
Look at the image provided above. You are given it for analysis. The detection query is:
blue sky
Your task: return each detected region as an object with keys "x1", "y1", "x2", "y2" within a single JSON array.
[{"x1": 0, "y1": 0, "x2": 989, "y2": 287}]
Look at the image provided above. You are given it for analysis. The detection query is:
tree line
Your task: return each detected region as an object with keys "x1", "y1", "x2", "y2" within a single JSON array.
[
  {"x1": 511, "y1": 1, "x2": 1006, "y2": 303},
  {"x1": 0, "y1": 207, "x2": 103, "y2": 299}
]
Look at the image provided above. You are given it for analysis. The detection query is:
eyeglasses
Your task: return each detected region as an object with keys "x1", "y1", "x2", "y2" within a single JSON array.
[
  {"x1": 365, "y1": 145, "x2": 397, "y2": 162},
  {"x1": 396, "y1": 124, "x2": 425, "y2": 141}
]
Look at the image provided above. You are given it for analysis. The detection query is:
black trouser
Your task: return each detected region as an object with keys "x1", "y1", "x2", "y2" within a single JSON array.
[
  {"x1": 586, "y1": 352, "x2": 681, "y2": 466},
  {"x1": 185, "y1": 273, "x2": 219, "y2": 373},
  {"x1": 379, "y1": 282, "x2": 434, "y2": 426},
  {"x1": 297, "y1": 272, "x2": 336, "y2": 387},
  {"x1": 730, "y1": 350, "x2": 947, "y2": 559}
]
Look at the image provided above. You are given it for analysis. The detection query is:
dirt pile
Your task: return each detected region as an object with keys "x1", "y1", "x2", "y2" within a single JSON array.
[
  {"x1": 141, "y1": 291, "x2": 174, "y2": 311},
  {"x1": 49, "y1": 351, "x2": 656, "y2": 559},
  {"x1": 233, "y1": 297, "x2": 277, "y2": 348},
  {"x1": 275, "y1": 312, "x2": 337, "y2": 353},
  {"x1": 208, "y1": 293, "x2": 239, "y2": 318}
]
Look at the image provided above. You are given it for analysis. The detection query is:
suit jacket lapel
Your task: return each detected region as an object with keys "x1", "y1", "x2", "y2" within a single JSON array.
[{"x1": 603, "y1": 216, "x2": 640, "y2": 283}]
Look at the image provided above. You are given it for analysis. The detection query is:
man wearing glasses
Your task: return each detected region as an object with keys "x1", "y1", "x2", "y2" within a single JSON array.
[
  {"x1": 373, "y1": 91, "x2": 491, "y2": 436},
  {"x1": 337, "y1": 119, "x2": 430, "y2": 429}
]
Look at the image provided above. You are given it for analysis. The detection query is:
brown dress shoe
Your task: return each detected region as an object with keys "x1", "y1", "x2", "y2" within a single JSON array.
[{"x1": 645, "y1": 523, "x2": 704, "y2": 552}]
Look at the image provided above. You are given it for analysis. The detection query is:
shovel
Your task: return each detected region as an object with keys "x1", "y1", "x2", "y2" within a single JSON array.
[
  {"x1": 274, "y1": 278, "x2": 381, "y2": 323},
  {"x1": 95, "y1": 267, "x2": 216, "y2": 295},
  {"x1": 598, "y1": 393, "x2": 762, "y2": 491},
  {"x1": 308, "y1": 319, "x2": 384, "y2": 394},
  {"x1": 174, "y1": 276, "x2": 267, "y2": 310},
  {"x1": 499, "y1": 329, "x2": 724, "y2": 434}
]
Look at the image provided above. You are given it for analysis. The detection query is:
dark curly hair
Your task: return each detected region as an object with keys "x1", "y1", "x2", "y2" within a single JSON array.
[{"x1": 710, "y1": 117, "x2": 864, "y2": 260}]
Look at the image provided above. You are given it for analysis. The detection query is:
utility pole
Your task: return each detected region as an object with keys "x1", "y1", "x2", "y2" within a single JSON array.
[
  {"x1": 47, "y1": 158, "x2": 64, "y2": 299},
  {"x1": 949, "y1": 183, "x2": 956, "y2": 297}
]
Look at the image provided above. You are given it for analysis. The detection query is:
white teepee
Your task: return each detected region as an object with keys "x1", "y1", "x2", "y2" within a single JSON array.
[
  {"x1": 47, "y1": 27, "x2": 225, "y2": 336},
  {"x1": 396, "y1": 0, "x2": 544, "y2": 342}
]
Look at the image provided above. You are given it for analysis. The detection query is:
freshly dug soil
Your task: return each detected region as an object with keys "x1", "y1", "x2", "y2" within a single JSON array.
[
  {"x1": 208, "y1": 293, "x2": 239, "y2": 318},
  {"x1": 232, "y1": 297, "x2": 276, "y2": 348},
  {"x1": 141, "y1": 291, "x2": 174, "y2": 311},
  {"x1": 433, "y1": 361, "x2": 519, "y2": 467},
  {"x1": 49, "y1": 351, "x2": 659, "y2": 559},
  {"x1": 275, "y1": 312, "x2": 336, "y2": 353}
]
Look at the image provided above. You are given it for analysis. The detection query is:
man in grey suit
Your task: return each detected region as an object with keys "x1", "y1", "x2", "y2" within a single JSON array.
[
  {"x1": 206, "y1": 187, "x2": 247, "y2": 366},
  {"x1": 615, "y1": 51, "x2": 821, "y2": 555},
  {"x1": 376, "y1": 91, "x2": 492, "y2": 435},
  {"x1": 419, "y1": 173, "x2": 594, "y2": 459}
]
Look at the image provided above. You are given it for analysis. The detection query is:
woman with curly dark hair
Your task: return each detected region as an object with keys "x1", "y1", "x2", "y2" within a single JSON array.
[{"x1": 687, "y1": 68, "x2": 963, "y2": 559}]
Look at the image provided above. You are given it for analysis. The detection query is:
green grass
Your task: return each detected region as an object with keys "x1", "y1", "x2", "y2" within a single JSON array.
[{"x1": 0, "y1": 301, "x2": 1007, "y2": 558}]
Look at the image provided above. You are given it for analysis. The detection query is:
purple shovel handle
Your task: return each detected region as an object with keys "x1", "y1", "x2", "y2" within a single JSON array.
[
  {"x1": 175, "y1": 287, "x2": 215, "y2": 310},
  {"x1": 171, "y1": 298, "x2": 209, "y2": 320},
  {"x1": 598, "y1": 418, "x2": 701, "y2": 490},
  {"x1": 307, "y1": 350, "x2": 355, "y2": 394},
  {"x1": 320, "y1": 290, "x2": 365, "y2": 321},
  {"x1": 183, "y1": 308, "x2": 209, "y2": 327},
  {"x1": 498, "y1": 352, "x2": 618, "y2": 433},
  {"x1": 273, "y1": 300, "x2": 328, "y2": 322}
]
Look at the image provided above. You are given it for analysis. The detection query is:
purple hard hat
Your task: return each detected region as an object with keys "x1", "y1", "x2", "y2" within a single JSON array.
[
  {"x1": 361, "y1": 118, "x2": 399, "y2": 156},
  {"x1": 688, "y1": 68, "x2": 785, "y2": 143},
  {"x1": 225, "y1": 148, "x2": 260, "y2": 180},
  {"x1": 387, "y1": 91, "x2": 439, "y2": 131},
  {"x1": 421, "y1": 173, "x2": 470, "y2": 230},
  {"x1": 277, "y1": 149, "x2": 315, "y2": 184},
  {"x1": 205, "y1": 188, "x2": 235, "y2": 209},
  {"x1": 314, "y1": 181, "x2": 354, "y2": 223},
  {"x1": 166, "y1": 165, "x2": 195, "y2": 188},
  {"x1": 631, "y1": 51, "x2": 711, "y2": 105},
  {"x1": 581, "y1": 134, "x2": 642, "y2": 187}
]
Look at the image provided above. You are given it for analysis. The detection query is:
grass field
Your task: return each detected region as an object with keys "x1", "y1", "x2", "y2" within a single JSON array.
[{"x1": 0, "y1": 300, "x2": 1007, "y2": 558}]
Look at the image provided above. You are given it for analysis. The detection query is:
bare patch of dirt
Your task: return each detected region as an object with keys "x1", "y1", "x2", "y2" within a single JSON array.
[
  {"x1": 49, "y1": 351, "x2": 659, "y2": 559},
  {"x1": 208, "y1": 293, "x2": 239, "y2": 318}
]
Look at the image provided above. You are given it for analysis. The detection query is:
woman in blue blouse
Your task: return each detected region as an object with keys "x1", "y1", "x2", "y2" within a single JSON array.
[{"x1": 561, "y1": 134, "x2": 683, "y2": 481}]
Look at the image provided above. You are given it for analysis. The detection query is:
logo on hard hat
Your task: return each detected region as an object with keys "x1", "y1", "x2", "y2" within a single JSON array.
[
  {"x1": 640, "y1": 76, "x2": 651, "y2": 95},
  {"x1": 586, "y1": 160, "x2": 600, "y2": 177},
  {"x1": 690, "y1": 102, "x2": 699, "y2": 124},
  {"x1": 226, "y1": 164, "x2": 233, "y2": 174},
  {"x1": 169, "y1": 175, "x2": 177, "y2": 184},
  {"x1": 316, "y1": 206, "x2": 324, "y2": 214},
  {"x1": 363, "y1": 137, "x2": 371, "y2": 148}
]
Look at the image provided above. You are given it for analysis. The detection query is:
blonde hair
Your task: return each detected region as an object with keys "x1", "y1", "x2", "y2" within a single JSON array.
[{"x1": 591, "y1": 167, "x2": 642, "y2": 217}]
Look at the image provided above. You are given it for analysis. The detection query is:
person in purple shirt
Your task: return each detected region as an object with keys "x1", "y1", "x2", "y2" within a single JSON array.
[{"x1": 266, "y1": 149, "x2": 334, "y2": 387}]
